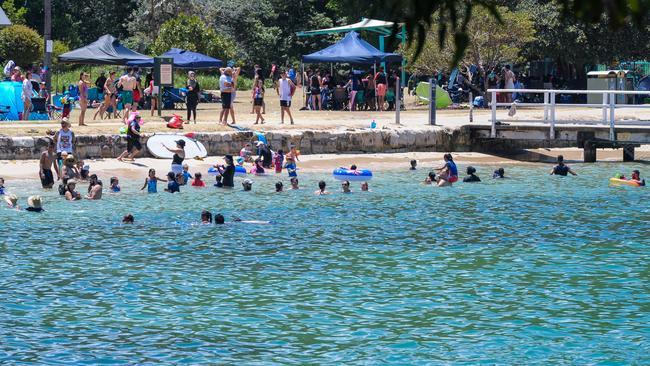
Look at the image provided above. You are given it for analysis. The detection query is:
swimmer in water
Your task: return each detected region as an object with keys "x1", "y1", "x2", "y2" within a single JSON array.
[
  {"x1": 0, "y1": 177, "x2": 5, "y2": 195},
  {"x1": 192, "y1": 172, "x2": 206, "y2": 187},
  {"x1": 463, "y1": 166, "x2": 481, "y2": 182},
  {"x1": 4, "y1": 194, "x2": 19, "y2": 209},
  {"x1": 242, "y1": 179, "x2": 253, "y2": 191},
  {"x1": 141, "y1": 168, "x2": 166, "y2": 193},
  {"x1": 201, "y1": 210, "x2": 213, "y2": 224},
  {"x1": 181, "y1": 163, "x2": 193, "y2": 185},
  {"x1": 493, "y1": 167, "x2": 505, "y2": 179},
  {"x1": 251, "y1": 158, "x2": 265, "y2": 175},
  {"x1": 410, "y1": 159, "x2": 417, "y2": 170},
  {"x1": 164, "y1": 172, "x2": 181, "y2": 193},
  {"x1": 629, "y1": 169, "x2": 645, "y2": 186},
  {"x1": 215, "y1": 214, "x2": 225, "y2": 225},
  {"x1": 341, "y1": 180, "x2": 351, "y2": 193},
  {"x1": 315, "y1": 180, "x2": 331, "y2": 195},
  {"x1": 290, "y1": 177, "x2": 299, "y2": 190},
  {"x1": 110, "y1": 177, "x2": 121, "y2": 192},
  {"x1": 423, "y1": 172, "x2": 435, "y2": 185},
  {"x1": 434, "y1": 153, "x2": 458, "y2": 187},
  {"x1": 550, "y1": 155, "x2": 577, "y2": 176},
  {"x1": 360, "y1": 182, "x2": 370, "y2": 192},
  {"x1": 64, "y1": 179, "x2": 82, "y2": 200},
  {"x1": 275, "y1": 181, "x2": 283, "y2": 192},
  {"x1": 122, "y1": 214, "x2": 134, "y2": 224}
]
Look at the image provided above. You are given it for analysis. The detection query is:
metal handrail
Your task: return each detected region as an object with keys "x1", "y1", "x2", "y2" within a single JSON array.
[{"x1": 486, "y1": 88, "x2": 650, "y2": 140}]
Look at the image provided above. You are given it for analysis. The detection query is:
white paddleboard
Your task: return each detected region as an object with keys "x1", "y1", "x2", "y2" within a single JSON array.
[{"x1": 146, "y1": 134, "x2": 208, "y2": 159}]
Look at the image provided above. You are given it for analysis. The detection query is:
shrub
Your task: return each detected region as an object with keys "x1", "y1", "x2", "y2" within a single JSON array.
[{"x1": 0, "y1": 25, "x2": 43, "y2": 67}]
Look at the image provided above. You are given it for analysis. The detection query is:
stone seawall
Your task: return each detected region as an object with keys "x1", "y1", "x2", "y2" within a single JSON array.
[{"x1": 0, "y1": 126, "x2": 474, "y2": 160}]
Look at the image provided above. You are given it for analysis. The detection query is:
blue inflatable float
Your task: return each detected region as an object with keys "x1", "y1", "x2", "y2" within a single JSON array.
[
  {"x1": 208, "y1": 165, "x2": 247, "y2": 177},
  {"x1": 332, "y1": 167, "x2": 373, "y2": 182}
]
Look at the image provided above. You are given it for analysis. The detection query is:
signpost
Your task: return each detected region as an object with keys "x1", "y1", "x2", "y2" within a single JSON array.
[
  {"x1": 429, "y1": 78, "x2": 436, "y2": 125},
  {"x1": 154, "y1": 57, "x2": 173, "y2": 117}
]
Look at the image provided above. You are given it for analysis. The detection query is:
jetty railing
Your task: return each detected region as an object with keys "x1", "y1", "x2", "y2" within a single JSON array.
[{"x1": 487, "y1": 89, "x2": 650, "y2": 140}]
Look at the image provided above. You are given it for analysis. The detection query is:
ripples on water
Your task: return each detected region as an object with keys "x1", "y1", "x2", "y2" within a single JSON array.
[{"x1": 1, "y1": 164, "x2": 649, "y2": 364}]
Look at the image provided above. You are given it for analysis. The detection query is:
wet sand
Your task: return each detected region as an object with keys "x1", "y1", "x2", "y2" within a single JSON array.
[{"x1": 2, "y1": 147, "x2": 649, "y2": 181}]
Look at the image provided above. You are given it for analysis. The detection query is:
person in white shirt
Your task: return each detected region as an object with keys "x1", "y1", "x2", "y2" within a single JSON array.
[
  {"x1": 278, "y1": 70, "x2": 295, "y2": 125},
  {"x1": 22, "y1": 71, "x2": 33, "y2": 120}
]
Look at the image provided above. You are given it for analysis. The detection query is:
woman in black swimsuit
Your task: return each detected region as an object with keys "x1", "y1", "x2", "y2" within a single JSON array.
[{"x1": 310, "y1": 70, "x2": 321, "y2": 110}]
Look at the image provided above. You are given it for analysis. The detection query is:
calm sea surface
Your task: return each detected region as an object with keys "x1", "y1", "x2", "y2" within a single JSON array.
[{"x1": 1, "y1": 164, "x2": 649, "y2": 364}]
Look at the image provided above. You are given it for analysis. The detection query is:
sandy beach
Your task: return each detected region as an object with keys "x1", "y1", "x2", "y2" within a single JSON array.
[{"x1": 2, "y1": 147, "x2": 649, "y2": 181}]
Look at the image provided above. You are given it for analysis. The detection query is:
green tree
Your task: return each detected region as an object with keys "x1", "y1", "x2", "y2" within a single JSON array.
[
  {"x1": 0, "y1": 25, "x2": 43, "y2": 67},
  {"x1": 1, "y1": 0, "x2": 27, "y2": 25},
  {"x1": 404, "y1": 6, "x2": 534, "y2": 72},
  {"x1": 151, "y1": 14, "x2": 237, "y2": 61}
]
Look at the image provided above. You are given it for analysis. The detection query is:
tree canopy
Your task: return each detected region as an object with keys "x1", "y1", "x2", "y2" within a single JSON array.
[{"x1": 1, "y1": 0, "x2": 648, "y2": 75}]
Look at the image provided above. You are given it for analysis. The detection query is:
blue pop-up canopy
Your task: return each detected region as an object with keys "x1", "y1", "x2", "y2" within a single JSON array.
[
  {"x1": 128, "y1": 48, "x2": 223, "y2": 69},
  {"x1": 302, "y1": 31, "x2": 402, "y2": 64}
]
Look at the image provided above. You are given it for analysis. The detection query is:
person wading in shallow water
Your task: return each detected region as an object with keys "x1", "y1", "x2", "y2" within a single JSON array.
[{"x1": 39, "y1": 141, "x2": 60, "y2": 188}]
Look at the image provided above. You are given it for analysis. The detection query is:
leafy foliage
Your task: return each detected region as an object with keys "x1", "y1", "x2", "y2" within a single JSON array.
[
  {"x1": 0, "y1": 25, "x2": 43, "y2": 67},
  {"x1": 1, "y1": 0, "x2": 27, "y2": 25},
  {"x1": 151, "y1": 14, "x2": 237, "y2": 62},
  {"x1": 403, "y1": 6, "x2": 534, "y2": 72}
]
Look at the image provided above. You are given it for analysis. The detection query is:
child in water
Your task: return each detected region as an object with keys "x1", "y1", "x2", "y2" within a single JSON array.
[
  {"x1": 410, "y1": 159, "x2": 417, "y2": 170},
  {"x1": 273, "y1": 150, "x2": 284, "y2": 174},
  {"x1": 110, "y1": 177, "x2": 121, "y2": 192},
  {"x1": 251, "y1": 158, "x2": 265, "y2": 175},
  {"x1": 165, "y1": 172, "x2": 181, "y2": 193},
  {"x1": 181, "y1": 164, "x2": 193, "y2": 185},
  {"x1": 141, "y1": 168, "x2": 166, "y2": 193},
  {"x1": 192, "y1": 172, "x2": 206, "y2": 187}
]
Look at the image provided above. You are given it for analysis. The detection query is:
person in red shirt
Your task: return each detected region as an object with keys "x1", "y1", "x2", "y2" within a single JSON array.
[{"x1": 191, "y1": 172, "x2": 206, "y2": 187}]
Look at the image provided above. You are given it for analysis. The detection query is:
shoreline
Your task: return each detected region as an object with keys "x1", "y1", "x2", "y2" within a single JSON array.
[{"x1": 1, "y1": 148, "x2": 647, "y2": 181}]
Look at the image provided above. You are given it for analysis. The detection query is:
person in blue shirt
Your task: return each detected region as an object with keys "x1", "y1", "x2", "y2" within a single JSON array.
[
  {"x1": 0, "y1": 177, "x2": 5, "y2": 195},
  {"x1": 181, "y1": 163, "x2": 193, "y2": 185},
  {"x1": 288, "y1": 66, "x2": 296, "y2": 84},
  {"x1": 434, "y1": 153, "x2": 458, "y2": 187},
  {"x1": 165, "y1": 172, "x2": 181, "y2": 193}
]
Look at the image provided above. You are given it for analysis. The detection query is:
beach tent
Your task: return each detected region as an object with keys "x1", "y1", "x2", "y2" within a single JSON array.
[
  {"x1": 0, "y1": 81, "x2": 24, "y2": 120},
  {"x1": 302, "y1": 31, "x2": 402, "y2": 64},
  {"x1": 127, "y1": 48, "x2": 223, "y2": 69},
  {"x1": 58, "y1": 34, "x2": 150, "y2": 65}
]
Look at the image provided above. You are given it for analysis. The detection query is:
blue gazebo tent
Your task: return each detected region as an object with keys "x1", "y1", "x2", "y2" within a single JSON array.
[
  {"x1": 58, "y1": 35, "x2": 150, "y2": 65},
  {"x1": 128, "y1": 48, "x2": 223, "y2": 69},
  {"x1": 301, "y1": 31, "x2": 402, "y2": 64}
]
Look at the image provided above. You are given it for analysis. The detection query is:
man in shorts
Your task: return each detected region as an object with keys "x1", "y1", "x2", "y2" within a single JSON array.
[
  {"x1": 39, "y1": 140, "x2": 60, "y2": 188},
  {"x1": 219, "y1": 67, "x2": 234, "y2": 125},
  {"x1": 279, "y1": 70, "x2": 295, "y2": 124},
  {"x1": 118, "y1": 67, "x2": 137, "y2": 121}
]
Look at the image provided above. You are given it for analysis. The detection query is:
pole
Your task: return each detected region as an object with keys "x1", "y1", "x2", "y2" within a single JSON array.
[
  {"x1": 373, "y1": 63, "x2": 377, "y2": 111},
  {"x1": 301, "y1": 62, "x2": 306, "y2": 109},
  {"x1": 469, "y1": 91, "x2": 473, "y2": 122},
  {"x1": 43, "y1": 0, "x2": 52, "y2": 95},
  {"x1": 490, "y1": 90, "x2": 497, "y2": 137},
  {"x1": 429, "y1": 78, "x2": 436, "y2": 125},
  {"x1": 158, "y1": 87, "x2": 162, "y2": 117},
  {"x1": 400, "y1": 25, "x2": 406, "y2": 87},
  {"x1": 395, "y1": 77, "x2": 401, "y2": 124}
]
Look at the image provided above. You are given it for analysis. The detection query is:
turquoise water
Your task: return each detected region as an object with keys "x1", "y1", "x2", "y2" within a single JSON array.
[{"x1": 1, "y1": 164, "x2": 649, "y2": 364}]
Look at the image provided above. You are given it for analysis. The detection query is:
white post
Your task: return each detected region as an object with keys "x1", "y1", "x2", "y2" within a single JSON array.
[
  {"x1": 543, "y1": 92, "x2": 549, "y2": 122},
  {"x1": 469, "y1": 91, "x2": 473, "y2": 122},
  {"x1": 301, "y1": 62, "x2": 306, "y2": 109},
  {"x1": 602, "y1": 92, "x2": 608, "y2": 124},
  {"x1": 490, "y1": 89, "x2": 497, "y2": 138},
  {"x1": 550, "y1": 91, "x2": 556, "y2": 138},
  {"x1": 393, "y1": 77, "x2": 400, "y2": 124},
  {"x1": 609, "y1": 91, "x2": 616, "y2": 141}
]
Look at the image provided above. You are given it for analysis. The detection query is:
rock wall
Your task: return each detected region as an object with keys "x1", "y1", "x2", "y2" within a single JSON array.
[{"x1": 0, "y1": 126, "x2": 473, "y2": 160}]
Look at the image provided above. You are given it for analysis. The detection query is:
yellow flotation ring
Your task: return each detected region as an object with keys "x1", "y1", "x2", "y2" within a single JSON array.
[{"x1": 609, "y1": 178, "x2": 642, "y2": 187}]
